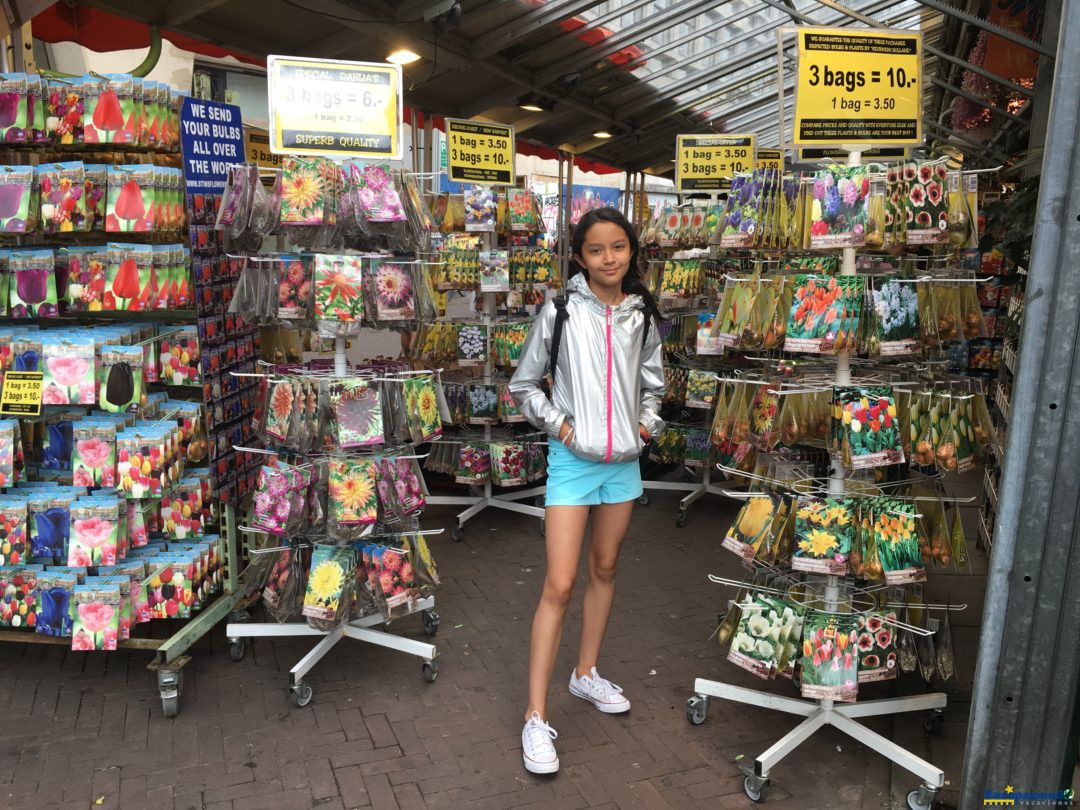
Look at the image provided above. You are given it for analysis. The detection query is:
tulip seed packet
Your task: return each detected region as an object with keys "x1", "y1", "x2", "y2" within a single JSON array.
[
  {"x1": 84, "y1": 74, "x2": 136, "y2": 144},
  {"x1": 107, "y1": 165, "x2": 152, "y2": 232},
  {"x1": 855, "y1": 611, "x2": 898, "y2": 682},
  {"x1": 792, "y1": 497, "x2": 855, "y2": 575},
  {"x1": 800, "y1": 612, "x2": 859, "y2": 701},
  {"x1": 834, "y1": 386, "x2": 904, "y2": 469},
  {"x1": 0, "y1": 564, "x2": 42, "y2": 629},
  {"x1": 69, "y1": 500, "x2": 120, "y2": 567},
  {"x1": 313, "y1": 254, "x2": 364, "y2": 322},
  {"x1": 302, "y1": 544, "x2": 353, "y2": 621},
  {"x1": 0, "y1": 502, "x2": 28, "y2": 565},
  {"x1": 98, "y1": 346, "x2": 142, "y2": 413},
  {"x1": 35, "y1": 569, "x2": 76, "y2": 637},
  {"x1": 71, "y1": 582, "x2": 121, "y2": 651},
  {"x1": 42, "y1": 338, "x2": 96, "y2": 406},
  {"x1": 9, "y1": 250, "x2": 58, "y2": 318},
  {"x1": 0, "y1": 166, "x2": 32, "y2": 233},
  {"x1": 0, "y1": 73, "x2": 28, "y2": 143},
  {"x1": 869, "y1": 497, "x2": 925, "y2": 584},
  {"x1": 370, "y1": 257, "x2": 417, "y2": 320},
  {"x1": 328, "y1": 459, "x2": 378, "y2": 526},
  {"x1": 72, "y1": 423, "x2": 116, "y2": 488},
  {"x1": 784, "y1": 275, "x2": 863, "y2": 354},
  {"x1": 478, "y1": 250, "x2": 510, "y2": 293}
]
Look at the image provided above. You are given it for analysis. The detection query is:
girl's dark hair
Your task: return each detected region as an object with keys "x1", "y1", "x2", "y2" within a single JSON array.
[{"x1": 569, "y1": 207, "x2": 663, "y2": 326}]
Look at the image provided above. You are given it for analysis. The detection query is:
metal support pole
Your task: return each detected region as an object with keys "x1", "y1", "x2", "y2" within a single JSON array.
[
  {"x1": 959, "y1": 2, "x2": 1080, "y2": 804},
  {"x1": 423, "y1": 111, "x2": 434, "y2": 176},
  {"x1": 622, "y1": 170, "x2": 632, "y2": 218}
]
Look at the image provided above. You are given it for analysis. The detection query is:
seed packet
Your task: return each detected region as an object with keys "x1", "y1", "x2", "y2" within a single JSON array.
[
  {"x1": 0, "y1": 502, "x2": 28, "y2": 565},
  {"x1": 66, "y1": 501, "x2": 112, "y2": 568},
  {"x1": 35, "y1": 569, "x2": 77, "y2": 637},
  {"x1": 685, "y1": 369, "x2": 717, "y2": 409},
  {"x1": 328, "y1": 459, "x2": 379, "y2": 527},
  {"x1": 905, "y1": 161, "x2": 949, "y2": 245},
  {"x1": 784, "y1": 275, "x2": 863, "y2": 354},
  {"x1": 98, "y1": 346, "x2": 142, "y2": 413},
  {"x1": 457, "y1": 324, "x2": 487, "y2": 366},
  {"x1": 403, "y1": 376, "x2": 441, "y2": 441},
  {"x1": 748, "y1": 385, "x2": 782, "y2": 450},
  {"x1": 369, "y1": 257, "x2": 416, "y2": 321},
  {"x1": 313, "y1": 254, "x2": 364, "y2": 322},
  {"x1": 0, "y1": 165, "x2": 33, "y2": 232},
  {"x1": 9, "y1": 250, "x2": 58, "y2": 318},
  {"x1": 276, "y1": 254, "x2": 312, "y2": 319},
  {"x1": 810, "y1": 167, "x2": 870, "y2": 248},
  {"x1": 38, "y1": 162, "x2": 87, "y2": 234},
  {"x1": 42, "y1": 337, "x2": 96, "y2": 405},
  {"x1": 722, "y1": 495, "x2": 781, "y2": 562},
  {"x1": 302, "y1": 544, "x2": 354, "y2": 624},
  {"x1": 331, "y1": 380, "x2": 384, "y2": 448},
  {"x1": 792, "y1": 497, "x2": 855, "y2": 575},
  {"x1": 870, "y1": 498, "x2": 925, "y2": 584},
  {"x1": 478, "y1": 250, "x2": 510, "y2": 293},
  {"x1": 800, "y1": 612, "x2": 859, "y2": 701},
  {"x1": 455, "y1": 443, "x2": 491, "y2": 484},
  {"x1": 71, "y1": 423, "x2": 115, "y2": 488},
  {"x1": 833, "y1": 387, "x2": 904, "y2": 469},
  {"x1": 107, "y1": 165, "x2": 152, "y2": 232},
  {"x1": 464, "y1": 186, "x2": 496, "y2": 232},
  {"x1": 379, "y1": 455, "x2": 426, "y2": 516}
]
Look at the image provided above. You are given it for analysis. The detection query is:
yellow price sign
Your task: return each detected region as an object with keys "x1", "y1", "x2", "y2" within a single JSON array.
[
  {"x1": 244, "y1": 127, "x2": 283, "y2": 171},
  {"x1": 675, "y1": 134, "x2": 756, "y2": 191},
  {"x1": 0, "y1": 371, "x2": 43, "y2": 416},
  {"x1": 790, "y1": 27, "x2": 923, "y2": 146},
  {"x1": 757, "y1": 148, "x2": 784, "y2": 171},
  {"x1": 267, "y1": 56, "x2": 402, "y2": 159},
  {"x1": 445, "y1": 118, "x2": 516, "y2": 185}
]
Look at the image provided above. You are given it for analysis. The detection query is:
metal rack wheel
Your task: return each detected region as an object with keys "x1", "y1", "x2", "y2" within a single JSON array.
[
  {"x1": 686, "y1": 695, "x2": 708, "y2": 725},
  {"x1": 422, "y1": 660, "x2": 439, "y2": 683},
  {"x1": 452, "y1": 526, "x2": 464, "y2": 542},
  {"x1": 228, "y1": 637, "x2": 246, "y2": 661},
  {"x1": 676, "y1": 509, "x2": 688, "y2": 528},
  {"x1": 744, "y1": 774, "x2": 770, "y2": 803},
  {"x1": 290, "y1": 683, "x2": 314, "y2": 708},
  {"x1": 422, "y1": 610, "x2": 440, "y2": 636}
]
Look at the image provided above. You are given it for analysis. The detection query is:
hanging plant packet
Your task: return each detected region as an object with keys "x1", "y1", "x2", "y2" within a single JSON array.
[
  {"x1": 279, "y1": 156, "x2": 328, "y2": 225},
  {"x1": 403, "y1": 377, "x2": 441, "y2": 441},
  {"x1": 464, "y1": 186, "x2": 496, "y2": 232},
  {"x1": 0, "y1": 73, "x2": 28, "y2": 143},
  {"x1": 455, "y1": 443, "x2": 491, "y2": 484},
  {"x1": 71, "y1": 582, "x2": 121, "y2": 650},
  {"x1": 855, "y1": 611, "x2": 898, "y2": 682},
  {"x1": 784, "y1": 275, "x2": 862, "y2": 354},
  {"x1": 871, "y1": 497, "x2": 925, "y2": 584},
  {"x1": 727, "y1": 593, "x2": 786, "y2": 679},
  {"x1": 466, "y1": 383, "x2": 500, "y2": 425},
  {"x1": 9, "y1": 250, "x2": 58, "y2": 318},
  {"x1": 800, "y1": 611, "x2": 859, "y2": 701},
  {"x1": 328, "y1": 458, "x2": 379, "y2": 527},
  {"x1": 48, "y1": 78, "x2": 85, "y2": 144},
  {"x1": 490, "y1": 442, "x2": 527, "y2": 487},
  {"x1": 722, "y1": 496, "x2": 780, "y2": 562},
  {"x1": 276, "y1": 254, "x2": 312, "y2": 319},
  {"x1": 792, "y1": 497, "x2": 855, "y2": 575},
  {"x1": 871, "y1": 278, "x2": 920, "y2": 355},
  {"x1": 106, "y1": 165, "x2": 151, "y2": 233},
  {"x1": 0, "y1": 502, "x2": 28, "y2": 565},
  {"x1": 98, "y1": 346, "x2": 142, "y2": 413},
  {"x1": 370, "y1": 257, "x2": 416, "y2": 321},
  {"x1": 38, "y1": 162, "x2": 87, "y2": 234},
  {"x1": 384, "y1": 456, "x2": 426, "y2": 515},
  {"x1": 457, "y1": 323, "x2": 488, "y2": 366},
  {"x1": 748, "y1": 385, "x2": 782, "y2": 450},
  {"x1": 685, "y1": 369, "x2": 717, "y2": 409},
  {"x1": 73, "y1": 423, "x2": 116, "y2": 488},
  {"x1": 35, "y1": 569, "x2": 77, "y2": 637},
  {"x1": 834, "y1": 386, "x2": 904, "y2": 469},
  {"x1": 69, "y1": 500, "x2": 120, "y2": 567},
  {"x1": 352, "y1": 162, "x2": 406, "y2": 223},
  {"x1": 332, "y1": 380, "x2": 384, "y2": 448},
  {"x1": 478, "y1": 250, "x2": 510, "y2": 293},
  {"x1": 905, "y1": 161, "x2": 949, "y2": 245},
  {"x1": 302, "y1": 544, "x2": 354, "y2": 622},
  {"x1": 42, "y1": 337, "x2": 96, "y2": 405},
  {"x1": 66, "y1": 247, "x2": 106, "y2": 312},
  {"x1": 313, "y1": 254, "x2": 364, "y2": 322},
  {"x1": 810, "y1": 166, "x2": 869, "y2": 248},
  {"x1": 0, "y1": 166, "x2": 32, "y2": 233}
]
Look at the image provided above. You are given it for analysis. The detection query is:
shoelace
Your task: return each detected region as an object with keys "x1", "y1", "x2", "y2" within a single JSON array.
[
  {"x1": 583, "y1": 673, "x2": 624, "y2": 700},
  {"x1": 526, "y1": 713, "x2": 557, "y2": 753}
]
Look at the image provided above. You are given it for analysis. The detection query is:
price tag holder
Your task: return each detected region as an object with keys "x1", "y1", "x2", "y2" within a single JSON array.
[
  {"x1": 675, "y1": 134, "x2": 756, "y2": 191},
  {"x1": 1, "y1": 371, "x2": 43, "y2": 416},
  {"x1": 268, "y1": 56, "x2": 402, "y2": 159},
  {"x1": 756, "y1": 148, "x2": 784, "y2": 171},
  {"x1": 797, "y1": 146, "x2": 910, "y2": 162},
  {"x1": 445, "y1": 118, "x2": 515, "y2": 185},
  {"x1": 784, "y1": 26, "x2": 923, "y2": 147}
]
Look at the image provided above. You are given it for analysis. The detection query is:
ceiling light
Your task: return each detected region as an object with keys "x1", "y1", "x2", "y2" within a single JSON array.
[
  {"x1": 519, "y1": 99, "x2": 545, "y2": 112},
  {"x1": 518, "y1": 93, "x2": 553, "y2": 112},
  {"x1": 593, "y1": 130, "x2": 613, "y2": 139},
  {"x1": 387, "y1": 49, "x2": 422, "y2": 65}
]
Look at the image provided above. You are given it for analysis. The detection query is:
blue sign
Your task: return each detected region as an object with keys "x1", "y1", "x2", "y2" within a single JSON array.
[{"x1": 180, "y1": 98, "x2": 244, "y2": 193}]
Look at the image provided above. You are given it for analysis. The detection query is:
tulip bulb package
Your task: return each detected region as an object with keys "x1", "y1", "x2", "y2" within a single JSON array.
[
  {"x1": 105, "y1": 243, "x2": 155, "y2": 311},
  {"x1": 8, "y1": 249, "x2": 58, "y2": 318},
  {"x1": 68, "y1": 499, "x2": 120, "y2": 567},
  {"x1": 72, "y1": 422, "x2": 117, "y2": 488},
  {"x1": 0, "y1": 565, "x2": 41, "y2": 629},
  {"x1": 107, "y1": 165, "x2": 152, "y2": 232},
  {"x1": 83, "y1": 74, "x2": 136, "y2": 144},
  {"x1": 799, "y1": 612, "x2": 860, "y2": 701},
  {"x1": 72, "y1": 582, "x2": 122, "y2": 650},
  {"x1": 35, "y1": 569, "x2": 77, "y2": 637},
  {"x1": 98, "y1": 346, "x2": 143, "y2": 413},
  {"x1": 832, "y1": 387, "x2": 904, "y2": 469},
  {"x1": 42, "y1": 337, "x2": 96, "y2": 406}
]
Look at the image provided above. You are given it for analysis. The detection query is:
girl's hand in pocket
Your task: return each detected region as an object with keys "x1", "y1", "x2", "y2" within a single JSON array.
[
  {"x1": 639, "y1": 424, "x2": 651, "y2": 444},
  {"x1": 559, "y1": 420, "x2": 575, "y2": 446}
]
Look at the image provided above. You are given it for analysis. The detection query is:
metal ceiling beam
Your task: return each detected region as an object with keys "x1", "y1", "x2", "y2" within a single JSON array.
[
  {"x1": 810, "y1": 0, "x2": 1035, "y2": 99},
  {"x1": 909, "y1": 0, "x2": 1055, "y2": 58},
  {"x1": 298, "y1": 29, "x2": 372, "y2": 58},
  {"x1": 165, "y1": 0, "x2": 228, "y2": 27},
  {"x1": 929, "y1": 76, "x2": 1031, "y2": 126},
  {"x1": 534, "y1": 0, "x2": 722, "y2": 86},
  {"x1": 516, "y1": 0, "x2": 655, "y2": 64},
  {"x1": 922, "y1": 119, "x2": 1011, "y2": 163},
  {"x1": 470, "y1": 0, "x2": 607, "y2": 60}
]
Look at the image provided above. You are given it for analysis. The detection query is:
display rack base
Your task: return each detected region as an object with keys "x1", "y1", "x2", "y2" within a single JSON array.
[
  {"x1": 428, "y1": 482, "x2": 545, "y2": 541},
  {"x1": 641, "y1": 466, "x2": 738, "y2": 527},
  {"x1": 225, "y1": 595, "x2": 440, "y2": 705},
  {"x1": 687, "y1": 679, "x2": 946, "y2": 807}
]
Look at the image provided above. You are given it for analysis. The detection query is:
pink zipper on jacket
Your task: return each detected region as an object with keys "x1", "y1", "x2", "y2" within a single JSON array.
[{"x1": 605, "y1": 306, "x2": 613, "y2": 463}]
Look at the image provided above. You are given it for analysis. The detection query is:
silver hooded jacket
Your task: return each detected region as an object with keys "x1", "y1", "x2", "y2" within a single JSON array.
[{"x1": 509, "y1": 273, "x2": 665, "y2": 464}]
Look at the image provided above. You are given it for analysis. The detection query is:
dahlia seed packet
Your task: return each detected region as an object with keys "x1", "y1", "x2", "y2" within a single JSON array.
[
  {"x1": 333, "y1": 380, "x2": 385, "y2": 448},
  {"x1": 314, "y1": 254, "x2": 364, "y2": 322},
  {"x1": 72, "y1": 582, "x2": 122, "y2": 651},
  {"x1": 370, "y1": 257, "x2": 416, "y2": 321},
  {"x1": 302, "y1": 544, "x2": 353, "y2": 621},
  {"x1": 277, "y1": 254, "x2": 312, "y2": 319},
  {"x1": 328, "y1": 459, "x2": 379, "y2": 526}
]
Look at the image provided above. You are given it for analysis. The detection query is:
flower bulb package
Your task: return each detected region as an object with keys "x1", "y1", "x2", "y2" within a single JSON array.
[
  {"x1": 71, "y1": 581, "x2": 121, "y2": 650},
  {"x1": 799, "y1": 611, "x2": 860, "y2": 701}
]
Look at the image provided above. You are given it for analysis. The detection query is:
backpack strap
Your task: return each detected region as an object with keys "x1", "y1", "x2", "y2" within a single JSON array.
[{"x1": 548, "y1": 295, "x2": 569, "y2": 385}]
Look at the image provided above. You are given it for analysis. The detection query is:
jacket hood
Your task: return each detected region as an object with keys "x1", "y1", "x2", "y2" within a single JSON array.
[{"x1": 567, "y1": 271, "x2": 643, "y2": 315}]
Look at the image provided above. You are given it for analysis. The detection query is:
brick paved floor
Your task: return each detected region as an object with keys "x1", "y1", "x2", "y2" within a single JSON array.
[{"x1": 0, "y1": 488, "x2": 977, "y2": 810}]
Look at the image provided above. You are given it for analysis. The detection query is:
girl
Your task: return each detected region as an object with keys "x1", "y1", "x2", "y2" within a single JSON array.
[{"x1": 509, "y1": 207, "x2": 665, "y2": 774}]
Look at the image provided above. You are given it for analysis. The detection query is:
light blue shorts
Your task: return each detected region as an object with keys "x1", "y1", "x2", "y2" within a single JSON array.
[{"x1": 545, "y1": 438, "x2": 643, "y2": 507}]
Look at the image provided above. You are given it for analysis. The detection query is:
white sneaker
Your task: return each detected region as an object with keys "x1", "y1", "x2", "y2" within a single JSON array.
[
  {"x1": 522, "y1": 712, "x2": 559, "y2": 774},
  {"x1": 569, "y1": 667, "x2": 631, "y2": 714}
]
